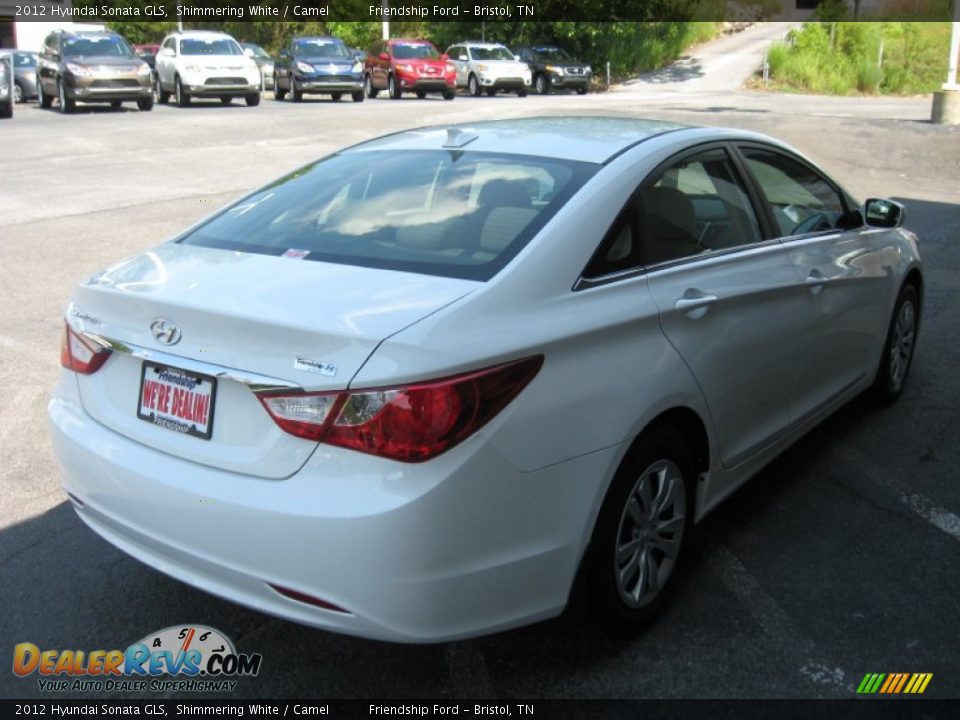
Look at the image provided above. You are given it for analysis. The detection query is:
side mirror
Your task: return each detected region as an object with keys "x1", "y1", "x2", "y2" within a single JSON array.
[
  {"x1": 160, "y1": 47, "x2": 174, "y2": 58},
  {"x1": 379, "y1": 52, "x2": 390, "y2": 61},
  {"x1": 243, "y1": 48, "x2": 254, "y2": 58},
  {"x1": 440, "y1": 53, "x2": 449, "y2": 61},
  {"x1": 458, "y1": 54, "x2": 468, "y2": 62},
  {"x1": 515, "y1": 55, "x2": 521, "y2": 61},
  {"x1": 863, "y1": 198, "x2": 905, "y2": 229}
]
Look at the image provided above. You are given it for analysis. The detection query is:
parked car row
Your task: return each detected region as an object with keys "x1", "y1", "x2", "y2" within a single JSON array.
[{"x1": 9, "y1": 29, "x2": 593, "y2": 116}]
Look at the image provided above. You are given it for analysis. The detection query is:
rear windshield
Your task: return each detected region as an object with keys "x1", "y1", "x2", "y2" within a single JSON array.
[
  {"x1": 393, "y1": 44, "x2": 439, "y2": 60},
  {"x1": 294, "y1": 39, "x2": 349, "y2": 57},
  {"x1": 63, "y1": 37, "x2": 132, "y2": 58},
  {"x1": 179, "y1": 150, "x2": 597, "y2": 281},
  {"x1": 181, "y1": 38, "x2": 242, "y2": 56}
]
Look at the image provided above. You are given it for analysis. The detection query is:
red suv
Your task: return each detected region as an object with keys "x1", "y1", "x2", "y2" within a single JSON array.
[{"x1": 364, "y1": 39, "x2": 455, "y2": 100}]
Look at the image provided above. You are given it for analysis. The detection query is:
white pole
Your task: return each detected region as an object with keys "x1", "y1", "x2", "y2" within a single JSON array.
[
  {"x1": 382, "y1": 1, "x2": 389, "y2": 40},
  {"x1": 947, "y1": 20, "x2": 960, "y2": 89}
]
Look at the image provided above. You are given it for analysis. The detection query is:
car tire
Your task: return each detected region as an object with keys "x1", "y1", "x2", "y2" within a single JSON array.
[
  {"x1": 365, "y1": 74, "x2": 378, "y2": 99},
  {"x1": 388, "y1": 75, "x2": 401, "y2": 100},
  {"x1": 175, "y1": 76, "x2": 190, "y2": 107},
  {"x1": 468, "y1": 74, "x2": 481, "y2": 97},
  {"x1": 576, "y1": 86, "x2": 589, "y2": 95},
  {"x1": 518, "y1": 88, "x2": 528, "y2": 97},
  {"x1": 58, "y1": 78, "x2": 75, "y2": 114},
  {"x1": 137, "y1": 95, "x2": 153, "y2": 111},
  {"x1": 14, "y1": 81, "x2": 23, "y2": 104},
  {"x1": 331, "y1": 92, "x2": 342, "y2": 102},
  {"x1": 38, "y1": 79, "x2": 52, "y2": 109},
  {"x1": 582, "y1": 426, "x2": 694, "y2": 636},
  {"x1": 291, "y1": 80, "x2": 303, "y2": 103},
  {"x1": 872, "y1": 283, "x2": 920, "y2": 404},
  {"x1": 415, "y1": 90, "x2": 426, "y2": 99},
  {"x1": 351, "y1": 90, "x2": 364, "y2": 102},
  {"x1": 534, "y1": 73, "x2": 549, "y2": 95},
  {"x1": 0, "y1": 101, "x2": 11, "y2": 119},
  {"x1": 442, "y1": 89, "x2": 455, "y2": 101},
  {"x1": 155, "y1": 76, "x2": 170, "y2": 104},
  {"x1": 246, "y1": 93, "x2": 260, "y2": 107},
  {"x1": 274, "y1": 79, "x2": 286, "y2": 101}
]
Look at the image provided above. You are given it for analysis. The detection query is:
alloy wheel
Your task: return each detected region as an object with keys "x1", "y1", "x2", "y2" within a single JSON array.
[
  {"x1": 614, "y1": 459, "x2": 686, "y2": 609},
  {"x1": 888, "y1": 299, "x2": 916, "y2": 391}
]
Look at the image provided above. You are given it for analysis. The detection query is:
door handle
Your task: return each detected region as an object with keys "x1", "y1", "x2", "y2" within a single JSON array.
[
  {"x1": 805, "y1": 270, "x2": 828, "y2": 294},
  {"x1": 675, "y1": 290, "x2": 718, "y2": 319}
]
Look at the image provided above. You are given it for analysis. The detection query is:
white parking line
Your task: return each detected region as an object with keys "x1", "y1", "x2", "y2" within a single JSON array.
[{"x1": 836, "y1": 442, "x2": 960, "y2": 543}]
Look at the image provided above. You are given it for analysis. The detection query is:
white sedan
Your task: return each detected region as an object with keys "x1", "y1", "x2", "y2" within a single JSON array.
[{"x1": 50, "y1": 118, "x2": 922, "y2": 642}]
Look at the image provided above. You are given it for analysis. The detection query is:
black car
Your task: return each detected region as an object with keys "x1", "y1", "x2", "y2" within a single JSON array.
[
  {"x1": 515, "y1": 45, "x2": 592, "y2": 95},
  {"x1": 0, "y1": 54, "x2": 13, "y2": 118}
]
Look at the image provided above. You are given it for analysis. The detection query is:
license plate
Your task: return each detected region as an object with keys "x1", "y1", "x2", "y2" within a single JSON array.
[{"x1": 137, "y1": 362, "x2": 217, "y2": 440}]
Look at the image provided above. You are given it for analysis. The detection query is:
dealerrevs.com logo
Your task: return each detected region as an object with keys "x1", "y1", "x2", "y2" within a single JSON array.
[{"x1": 13, "y1": 625, "x2": 262, "y2": 693}]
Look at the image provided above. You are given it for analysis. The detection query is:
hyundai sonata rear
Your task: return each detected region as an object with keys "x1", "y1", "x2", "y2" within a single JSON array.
[{"x1": 50, "y1": 118, "x2": 922, "y2": 642}]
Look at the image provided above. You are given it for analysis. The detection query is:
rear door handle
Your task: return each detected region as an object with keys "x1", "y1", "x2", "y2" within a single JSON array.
[{"x1": 675, "y1": 290, "x2": 718, "y2": 319}]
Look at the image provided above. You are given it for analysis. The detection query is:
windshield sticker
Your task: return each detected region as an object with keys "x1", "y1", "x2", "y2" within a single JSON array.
[{"x1": 281, "y1": 249, "x2": 311, "y2": 259}]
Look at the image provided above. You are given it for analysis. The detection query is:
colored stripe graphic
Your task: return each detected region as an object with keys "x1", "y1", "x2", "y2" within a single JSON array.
[{"x1": 857, "y1": 673, "x2": 932, "y2": 694}]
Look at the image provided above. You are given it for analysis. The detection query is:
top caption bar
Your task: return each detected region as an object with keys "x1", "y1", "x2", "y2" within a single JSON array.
[{"x1": 13, "y1": 0, "x2": 948, "y2": 23}]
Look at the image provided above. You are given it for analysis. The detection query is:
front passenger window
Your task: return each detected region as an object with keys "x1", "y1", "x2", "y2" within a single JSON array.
[{"x1": 741, "y1": 148, "x2": 848, "y2": 237}]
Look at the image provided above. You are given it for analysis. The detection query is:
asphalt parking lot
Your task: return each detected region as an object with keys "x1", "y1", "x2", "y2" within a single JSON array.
[{"x1": 1, "y1": 83, "x2": 959, "y2": 700}]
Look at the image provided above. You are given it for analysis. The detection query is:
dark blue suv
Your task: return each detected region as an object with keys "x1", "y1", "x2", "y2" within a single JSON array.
[{"x1": 273, "y1": 36, "x2": 364, "y2": 103}]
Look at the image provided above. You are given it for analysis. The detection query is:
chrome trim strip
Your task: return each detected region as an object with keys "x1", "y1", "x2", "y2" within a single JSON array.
[{"x1": 81, "y1": 333, "x2": 303, "y2": 393}]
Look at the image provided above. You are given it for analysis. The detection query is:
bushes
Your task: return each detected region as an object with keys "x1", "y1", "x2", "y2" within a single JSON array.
[{"x1": 764, "y1": 22, "x2": 951, "y2": 96}]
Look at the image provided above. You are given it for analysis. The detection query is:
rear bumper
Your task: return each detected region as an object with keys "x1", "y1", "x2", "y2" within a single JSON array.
[{"x1": 49, "y1": 371, "x2": 613, "y2": 642}]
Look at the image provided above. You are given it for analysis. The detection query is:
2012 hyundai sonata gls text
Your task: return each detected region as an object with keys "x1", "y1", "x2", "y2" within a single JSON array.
[{"x1": 49, "y1": 118, "x2": 922, "y2": 642}]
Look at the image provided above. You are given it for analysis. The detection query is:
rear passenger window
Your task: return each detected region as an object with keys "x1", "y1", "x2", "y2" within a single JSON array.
[
  {"x1": 640, "y1": 148, "x2": 762, "y2": 265},
  {"x1": 740, "y1": 148, "x2": 848, "y2": 237}
]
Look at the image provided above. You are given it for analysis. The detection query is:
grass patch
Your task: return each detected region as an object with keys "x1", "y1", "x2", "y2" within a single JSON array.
[{"x1": 762, "y1": 22, "x2": 951, "y2": 96}]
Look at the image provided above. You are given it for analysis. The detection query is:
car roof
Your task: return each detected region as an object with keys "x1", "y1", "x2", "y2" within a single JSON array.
[
  {"x1": 350, "y1": 117, "x2": 693, "y2": 164},
  {"x1": 172, "y1": 31, "x2": 234, "y2": 39},
  {"x1": 463, "y1": 42, "x2": 508, "y2": 48},
  {"x1": 293, "y1": 36, "x2": 342, "y2": 42},
  {"x1": 389, "y1": 39, "x2": 434, "y2": 45}
]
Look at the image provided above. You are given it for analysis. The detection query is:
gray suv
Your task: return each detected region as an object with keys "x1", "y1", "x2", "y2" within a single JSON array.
[{"x1": 36, "y1": 30, "x2": 153, "y2": 113}]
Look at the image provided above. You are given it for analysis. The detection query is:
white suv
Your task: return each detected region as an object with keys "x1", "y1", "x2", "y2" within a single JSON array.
[
  {"x1": 446, "y1": 42, "x2": 531, "y2": 97},
  {"x1": 155, "y1": 31, "x2": 262, "y2": 107}
]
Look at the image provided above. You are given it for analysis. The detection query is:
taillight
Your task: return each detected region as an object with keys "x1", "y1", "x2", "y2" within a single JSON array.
[
  {"x1": 60, "y1": 322, "x2": 111, "y2": 374},
  {"x1": 257, "y1": 356, "x2": 542, "y2": 462}
]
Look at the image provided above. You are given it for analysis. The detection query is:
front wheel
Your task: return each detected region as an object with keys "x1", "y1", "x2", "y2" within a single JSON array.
[
  {"x1": 468, "y1": 74, "x2": 481, "y2": 97},
  {"x1": 518, "y1": 88, "x2": 528, "y2": 97},
  {"x1": 155, "y1": 76, "x2": 170, "y2": 104},
  {"x1": 442, "y1": 88, "x2": 455, "y2": 101},
  {"x1": 388, "y1": 75, "x2": 401, "y2": 99},
  {"x1": 14, "y1": 81, "x2": 23, "y2": 104},
  {"x1": 245, "y1": 92, "x2": 260, "y2": 107},
  {"x1": 274, "y1": 79, "x2": 286, "y2": 101},
  {"x1": 291, "y1": 80, "x2": 303, "y2": 102},
  {"x1": 58, "y1": 78, "x2": 75, "y2": 114},
  {"x1": 175, "y1": 76, "x2": 190, "y2": 107},
  {"x1": 365, "y1": 74, "x2": 378, "y2": 98},
  {"x1": 576, "y1": 86, "x2": 589, "y2": 95},
  {"x1": 582, "y1": 427, "x2": 693, "y2": 635},
  {"x1": 330, "y1": 92, "x2": 342, "y2": 102},
  {"x1": 38, "y1": 79, "x2": 52, "y2": 109},
  {"x1": 872, "y1": 284, "x2": 919, "y2": 403},
  {"x1": 534, "y1": 73, "x2": 549, "y2": 95},
  {"x1": 137, "y1": 95, "x2": 153, "y2": 111},
  {"x1": 351, "y1": 90, "x2": 365, "y2": 103}
]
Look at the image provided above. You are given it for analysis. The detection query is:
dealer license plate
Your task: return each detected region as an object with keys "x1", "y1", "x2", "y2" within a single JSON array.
[{"x1": 137, "y1": 361, "x2": 217, "y2": 440}]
